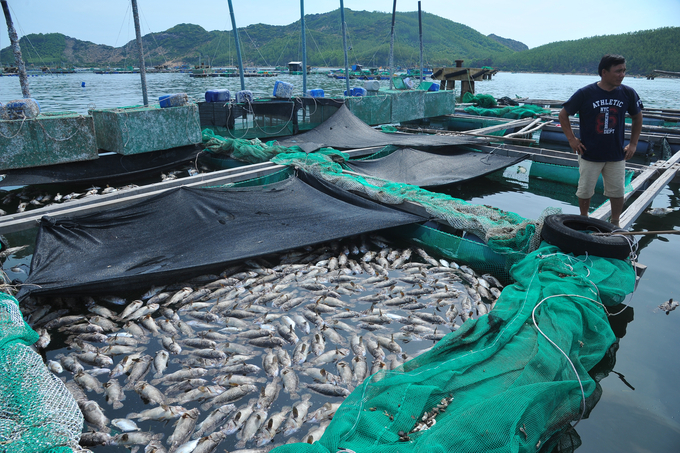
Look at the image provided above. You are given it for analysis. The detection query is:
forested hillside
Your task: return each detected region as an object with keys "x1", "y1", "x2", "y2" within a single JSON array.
[
  {"x1": 1, "y1": 8, "x2": 677, "y2": 75},
  {"x1": 0, "y1": 9, "x2": 515, "y2": 69},
  {"x1": 479, "y1": 27, "x2": 680, "y2": 75}
]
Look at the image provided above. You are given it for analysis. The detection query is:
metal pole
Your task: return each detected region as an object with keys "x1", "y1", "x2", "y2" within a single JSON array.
[
  {"x1": 418, "y1": 1, "x2": 424, "y2": 89},
  {"x1": 301, "y1": 0, "x2": 307, "y2": 94},
  {"x1": 130, "y1": 0, "x2": 148, "y2": 106},
  {"x1": 340, "y1": 1, "x2": 350, "y2": 96},
  {"x1": 1, "y1": 0, "x2": 29, "y2": 98},
  {"x1": 227, "y1": 0, "x2": 245, "y2": 91},
  {"x1": 389, "y1": 0, "x2": 396, "y2": 89}
]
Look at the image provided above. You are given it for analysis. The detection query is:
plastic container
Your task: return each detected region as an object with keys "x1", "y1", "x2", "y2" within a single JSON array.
[
  {"x1": 306, "y1": 88, "x2": 324, "y2": 98},
  {"x1": 235, "y1": 90, "x2": 253, "y2": 104},
  {"x1": 352, "y1": 87, "x2": 367, "y2": 97},
  {"x1": 205, "y1": 89, "x2": 230, "y2": 102},
  {"x1": 3, "y1": 98, "x2": 41, "y2": 120},
  {"x1": 272, "y1": 81, "x2": 294, "y2": 99},
  {"x1": 428, "y1": 83, "x2": 440, "y2": 92},
  {"x1": 159, "y1": 93, "x2": 189, "y2": 108},
  {"x1": 363, "y1": 80, "x2": 380, "y2": 92}
]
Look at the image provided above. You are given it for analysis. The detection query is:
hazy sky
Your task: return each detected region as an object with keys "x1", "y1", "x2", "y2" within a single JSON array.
[{"x1": 1, "y1": 0, "x2": 678, "y2": 51}]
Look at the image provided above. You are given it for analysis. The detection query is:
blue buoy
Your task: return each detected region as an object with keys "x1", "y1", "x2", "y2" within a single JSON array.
[{"x1": 81, "y1": 82, "x2": 85, "y2": 87}]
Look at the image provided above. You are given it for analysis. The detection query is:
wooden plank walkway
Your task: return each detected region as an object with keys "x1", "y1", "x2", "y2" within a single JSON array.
[{"x1": 591, "y1": 150, "x2": 680, "y2": 228}]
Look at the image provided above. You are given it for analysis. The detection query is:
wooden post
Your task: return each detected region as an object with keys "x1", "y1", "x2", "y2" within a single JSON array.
[{"x1": 461, "y1": 79, "x2": 475, "y2": 98}]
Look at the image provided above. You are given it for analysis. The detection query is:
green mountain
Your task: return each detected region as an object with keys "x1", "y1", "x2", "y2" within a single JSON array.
[
  {"x1": 480, "y1": 27, "x2": 680, "y2": 75},
  {"x1": 0, "y1": 9, "x2": 516, "y2": 69},
  {"x1": 1, "y1": 9, "x2": 677, "y2": 75},
  {"x1": 487, "y1": 34, "x2": 528, "y2": 52}
]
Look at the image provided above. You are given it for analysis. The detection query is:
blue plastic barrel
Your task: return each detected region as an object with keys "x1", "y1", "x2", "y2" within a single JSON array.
[{"x1": 205, "y1": 89, "x2": 230, "y2": 102}]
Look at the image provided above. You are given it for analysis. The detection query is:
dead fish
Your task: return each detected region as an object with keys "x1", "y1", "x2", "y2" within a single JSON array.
[
  {"x1": 103, "y1": 378, "x2": 126, "y2": 409},
  {"x1": 192, "y1": 404, "x2": 236, "y2": 439},
  {"x1": 659, "y1": 298, "x2": 679, "y2": 315},
  {"x1": 306, "y1": 382, "x2": 351, "y2": 397},
  {"x1": 81, "y1": 400, "x2": 110, "y2": 430},
  {"x1": 127, "y1": 405, "x2": 189, "y2": 422},
  {"x1": 167, "y1": 407, "x2": 200, "y2": 448}
]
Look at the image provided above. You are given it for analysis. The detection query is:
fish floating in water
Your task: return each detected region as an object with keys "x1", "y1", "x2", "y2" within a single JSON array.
[
  {"x1": 658, "y1": 298, "x2": 678, "y2": 315},
  {"x1": 21, "y1": 234, "x2": 503, "y2": 451}
]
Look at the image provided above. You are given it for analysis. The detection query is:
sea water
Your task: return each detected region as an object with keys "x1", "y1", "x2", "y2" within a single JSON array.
[{"x1": 0, "y1": 72, "x2": 679, "y2": 452}]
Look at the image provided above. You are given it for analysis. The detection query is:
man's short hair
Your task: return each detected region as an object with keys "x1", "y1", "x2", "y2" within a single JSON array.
[{"x1": 598, "y1": 54, "x2": 626, "y2": 76}]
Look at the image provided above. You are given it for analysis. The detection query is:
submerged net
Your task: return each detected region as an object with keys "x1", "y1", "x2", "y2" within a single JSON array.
[
  {"x1": 271, "y1": 242, "x2": 636, "y2": 453},
  {"x1": 272, "y1": 151, "x2": 559, "y2": 270},
  {"x1": 0, "y1": 293, "x2": 83, "y2": 452}
]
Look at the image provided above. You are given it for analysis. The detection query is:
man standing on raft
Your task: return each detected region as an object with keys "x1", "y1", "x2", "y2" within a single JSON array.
[{"x1": 559, "y1": 54, "x2": 643, "y2": 227}]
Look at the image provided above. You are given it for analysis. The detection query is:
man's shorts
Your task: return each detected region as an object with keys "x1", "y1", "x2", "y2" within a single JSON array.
[{"x1": 576, "y1": 157, "x2": 626, "y2": 199}]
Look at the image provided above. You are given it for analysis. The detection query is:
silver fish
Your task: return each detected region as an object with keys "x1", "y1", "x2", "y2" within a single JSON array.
[
  {"x1": 192, "y1": 404, "x2": 236, "y2": 439},
  {"x1": 103, "y1": 378, "x2": 126, "y2": 409}
]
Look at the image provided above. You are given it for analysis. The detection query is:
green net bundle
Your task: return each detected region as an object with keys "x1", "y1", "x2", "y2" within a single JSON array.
[
  {"x1": 272, "y1": 151, "x2": 559, "y2": 270},
  {"x1": 0, "y1": 293, "x2": 83, "y2": 453},
  {"x1": 462, "y1": 93, "x2": 550, "y2": 119},
  {"x1": 202, "y1": 129, "x2": 302, "y2": 164},
  {"x1": 271, "y1": 243, "x2": 636, "y2": 453}
]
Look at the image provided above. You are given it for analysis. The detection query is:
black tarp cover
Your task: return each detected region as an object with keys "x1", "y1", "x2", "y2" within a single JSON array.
[
  {"x1": 345, "y1": 148, "x2": 529, "y2": 187},
  {"x1": 18, "y1": 172, "x2": 426, "y2": 298},
  {"x1": 277, "y1": 105, "x2": 490, "y2": 153},
  {"x1": 0, "y1": 145, "x2": 202, "y2": 187}
]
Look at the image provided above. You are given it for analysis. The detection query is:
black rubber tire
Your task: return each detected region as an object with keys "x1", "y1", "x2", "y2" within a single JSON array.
[{"x1": 540, "y1": 214, "x2": 631, "y2": 260}]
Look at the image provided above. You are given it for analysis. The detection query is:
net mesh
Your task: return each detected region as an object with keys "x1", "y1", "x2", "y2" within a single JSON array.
[
  {"x1": 270, "y1": 242, "x2": 636, "y2": 453},
  {"x1": 0, "y1": 293, "x2": 83, "y2": 453},
  {"x1": 272, "y1": 150, "x2": 560, "y2": 271}
]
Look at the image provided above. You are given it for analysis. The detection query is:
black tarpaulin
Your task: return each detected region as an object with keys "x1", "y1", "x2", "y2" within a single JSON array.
[
  {"x1": 0, "y1": 145, "x2": 202, "y2": 187},
  {"x1": 18, "y1": 172, "x2": 426, "y2": 298},
  {"x1": 277, "y1": 105, "x2": 490, "y2": 153},
  {"x1": 345, "y1": 148, "x2": 529, "y2": 187}
]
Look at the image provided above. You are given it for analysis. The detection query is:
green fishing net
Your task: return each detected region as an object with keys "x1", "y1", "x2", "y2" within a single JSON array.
[
  {"x1": 271, "y1": 242, "x2": 636, "y2": 453},
  {"x1": 0, "y1": 293, "x2": 83, "y2": 452},
  {"x1": 202, "y1": 128, "x2": 302, "y2": 164},
  {"x1": 462, "y1": 93, "x2": 550, "y2": 119},
  {"x1": 272, "y1": 151, "x2": 558, "y2": 272},
  {"x1": 463, "y1": 92, "x2": 498, "y2": 108}
]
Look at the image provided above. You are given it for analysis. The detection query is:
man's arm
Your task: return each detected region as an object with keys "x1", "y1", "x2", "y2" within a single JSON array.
[
  {"x1": 558, "y1": 108, "x2": 585, "y2": 155},
  {"x1": 624, "y1": 111, "x2": 643, "y2": 160}
]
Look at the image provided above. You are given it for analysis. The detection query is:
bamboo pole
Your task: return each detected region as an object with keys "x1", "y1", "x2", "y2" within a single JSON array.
[
  {"x1": 418, "y1": 2, "x2": 423, "y2": 89},
  {"x1": 1, "y1": 0, "x2": 29, "y2": 98},
  {"x1": 340, "y1": 0, "x2": 350, "y2": 96},
  {"x1": 592, "y1": 230, "x2": 680, "y2": 236},
  {"x1": 130, "y1": 0, "x2": 149, "y2": 106},
  {"x1": 300, "y1": 0, "x2": 307, "y2": 94},
  {"x1": 389, "y1": 0, "x2": 397, "y2": 89},
  {"x1": 227, "y1": 0, "x2": 245, "y2": 91}
]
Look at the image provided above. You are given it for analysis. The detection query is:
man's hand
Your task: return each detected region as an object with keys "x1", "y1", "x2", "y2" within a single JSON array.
[
  {"x1": 624, "y1": 143, "x2": 637, "y2": 160},
  {"x1": 568, "y1": 136, "x2": 586, "y2": 155}
]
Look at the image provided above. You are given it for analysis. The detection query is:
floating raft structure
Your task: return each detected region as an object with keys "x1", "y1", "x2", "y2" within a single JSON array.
[
  {"x1": 0, "y1": 112, "x2": 97, "y2": 171},
  {"x1": 89, "y1": 103, "x2": 202, "y2": 155},
  {"x1": 198, "y1": 88, "x2": 456, "y2": 140}
]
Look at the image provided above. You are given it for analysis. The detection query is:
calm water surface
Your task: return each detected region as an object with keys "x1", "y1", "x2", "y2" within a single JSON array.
[{"x1": 0, "y1": 72, "x2": 679, "y2": 452}]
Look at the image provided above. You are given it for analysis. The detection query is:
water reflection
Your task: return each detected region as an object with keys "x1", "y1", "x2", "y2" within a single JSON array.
[{"x1": 548, "y1": 304, "x2": 635, "y2": 453}]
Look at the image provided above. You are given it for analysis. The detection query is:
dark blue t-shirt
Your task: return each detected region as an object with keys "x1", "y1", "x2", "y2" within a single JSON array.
[{"x1": 562, "y1": 83, "x2": 642, "y2": 162}]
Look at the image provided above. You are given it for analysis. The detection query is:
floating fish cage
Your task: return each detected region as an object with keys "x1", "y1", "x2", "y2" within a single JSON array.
[
  {"x1": 199, "y1": 90, "x2": 457, "y2": 140},
  {"x1": 89, "y1": 104, "x2": 202, "y2": 155},
  {"x1": 0, "y1": 112, "x2": 98, "y2": 171},
  {"x1": 199, "y1": 98, "x2": 345, "y2": 140}
]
